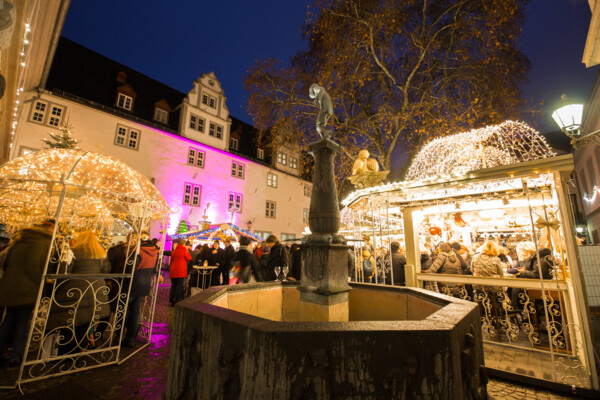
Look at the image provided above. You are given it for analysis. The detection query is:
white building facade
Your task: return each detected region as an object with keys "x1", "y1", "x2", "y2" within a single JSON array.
[{"x1": 11, "y1": 38, "x2": 311, "y2": 240}]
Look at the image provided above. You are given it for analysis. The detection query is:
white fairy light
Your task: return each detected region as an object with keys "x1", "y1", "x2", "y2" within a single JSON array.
[
  {"x1": 583, "y1": 186, "x2": 600, "y2": 203},
  {"x1": 406, "y1": 120, "x2": 555, "y2": 181}
]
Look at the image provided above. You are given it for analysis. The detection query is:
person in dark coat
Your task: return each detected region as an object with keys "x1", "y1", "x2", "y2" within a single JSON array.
[
  {"x1": 259, "y1": 245, "x2": 270, "y2": 280},
  {"x1": 347, "y1": 247, "x2": 356, "y2": 281},
  {"x1": 122, "y1": 236, "x2": 162, "y2": 347},
  {"x1": 206, "y1": 240, "x2": 224, "y2": 286},
  {"x1": 389, "y1": 241, "x2": 407, "y2": 286},
  {"x1": 221, "y1": 237, "x2": 235, "y2": 285},
  {"x1": 47, "y1": 231, "x2": 112, "y2": 355},
  {"x1": 232, "y1": 236, "x2": 263, "y2": 283},
  {"x1": 517, "y1": 247, "x2": 554, "y2": 280},
  {"x1": 289, "y1": 243, "x2": 302, "y2": 281},
  {"x1": 265, "y1": 235, "x2": 289, "y2": 281},
  {"x1": 0, "y1": 223, "x2": 53, "y2": 366}
]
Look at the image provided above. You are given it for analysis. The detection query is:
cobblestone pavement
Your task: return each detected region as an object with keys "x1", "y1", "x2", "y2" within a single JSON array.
[{"x1": 0, "y1": 277, "x2": 594, "y2": 399}]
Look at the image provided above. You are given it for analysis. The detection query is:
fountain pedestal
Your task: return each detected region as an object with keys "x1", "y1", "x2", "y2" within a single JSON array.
[{"x1": 299, "y1": 138, "x2": 351, "y2": 321}]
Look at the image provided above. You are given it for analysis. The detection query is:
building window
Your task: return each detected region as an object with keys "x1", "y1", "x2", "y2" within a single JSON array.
[
  {"x1": 281, "y1": 233, "x2": 295, "y2": 242},
  {"x1": 229, "y1": 138, "x2": 239, "y2": 150},
  {"x1": 289, "y1": 156, "x2": 298, "y2": 169},
  {"x1": 267, "y1": 172, "x2": 278, "y2": 188},
  {"x1": 303, "y1": 208, "x2": 309, "y2": 223},
  {"x1": 277, "y1": 152, "x2": 287, "y2": 165},
  {"x1": 304, "y1": 184, "x2": 311, "y2": 197},
  {"x1": 254, "y1": 231, "x2": 271, "y2": 240},
  {"x1": 187, "y1": 147, "x2": 205, "y2": 168},
  {"x1": 232, "y1": 161, "x2": 245, "y2": 179},
  {"x1": 30, "y1": 100, "x2": 65, "y2": 127},
  {"x1": 31, "y1": 100, "x2": 46, "y2": 122},
  {"x1": 257, "y1": 148, "x2": 264, "y2": 159},
  {"x1": 228, "y1": 192, "x2": 243, "y2": 210},
  {"x1": 114, "y1": 125, "x2": 141, "y2": 150},
  {"x1": 154, "y1": 108, "x2": 168, "y2": 124},
  {"x1": 117, "y1": 93, "x2": 133, "y2": 111},
  {"x1": 48, "y1": 105, "x2": 64, "y2": 126},
  {"x1": 189, "y1": 114, "x2": 205, "y2": 132},
  {"x1": 209, "y1": 123, "x2": 223, "y2": 139},
  {"x1": 266, "y1": 200, "x2": 276, "y2": 218},
  {"x1": 183, "y1": 183, "x2": 202, "y2": 206},
  {"x1": 202, "y1": 94, "x2": 217, "y2": 109}
]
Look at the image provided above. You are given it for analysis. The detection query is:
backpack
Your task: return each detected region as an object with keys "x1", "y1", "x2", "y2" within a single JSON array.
[{"x1": 363, "y1": 258, "x2": 374, "y2": 278}]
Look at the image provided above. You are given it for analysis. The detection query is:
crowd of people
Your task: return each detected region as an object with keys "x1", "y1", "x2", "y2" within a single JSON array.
[
  {"x1": 167, "y1": 234, "x2": 301, "y2": 305},
  {"x1": 0, "y1": 221, "x2": 164, "y2": 368}
]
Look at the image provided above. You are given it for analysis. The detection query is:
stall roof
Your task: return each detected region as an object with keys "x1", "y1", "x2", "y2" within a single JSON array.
[
  {"x1": 342, "y1": 153, "x2": 574, "y2": 207},
  {"x1": 169, "y1": 223, "x2": 263, "y2": 242}
]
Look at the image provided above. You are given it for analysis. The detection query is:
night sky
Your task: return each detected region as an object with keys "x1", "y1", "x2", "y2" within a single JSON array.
[{"x1": 61, "y1": 0, "x2": 597, "y2": 134}]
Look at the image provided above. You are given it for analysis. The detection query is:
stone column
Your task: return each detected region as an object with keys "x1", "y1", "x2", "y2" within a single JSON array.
[{"x1": 300, "y1": 138, "x2": 351, "y2": 322}]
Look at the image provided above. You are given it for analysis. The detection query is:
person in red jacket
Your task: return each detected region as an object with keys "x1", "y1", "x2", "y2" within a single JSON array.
[{"x1": 169, "y1": 239, "x2": 191, "y2": 306}]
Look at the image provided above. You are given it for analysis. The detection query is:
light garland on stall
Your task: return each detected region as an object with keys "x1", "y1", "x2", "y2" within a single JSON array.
[
  {"x1": 0, "y1": 149, "x2": 170, "y2": 232},
  {"x1": 342, "y1": 121, "x2": 556, "y2": 206},
  {"x1": 405, "y1": 120, "x2": 554, "y2": 181}
]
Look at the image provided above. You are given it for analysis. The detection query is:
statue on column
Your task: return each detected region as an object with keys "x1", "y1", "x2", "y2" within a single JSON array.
[
  {"x1": 349, "y1": 149, "x2": 389, "y2": 189},
  {"x1": 309, "y1": 83, "x2": 333, "y2": 139}
]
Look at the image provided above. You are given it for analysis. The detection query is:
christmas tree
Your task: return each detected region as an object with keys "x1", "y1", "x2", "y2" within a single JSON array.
[
  {"x1": 176, "y1": 219, "x2": 189, "y2": 234},
  {"x1": 42, "y1": 123, "x2": 80, "y2": 149}
]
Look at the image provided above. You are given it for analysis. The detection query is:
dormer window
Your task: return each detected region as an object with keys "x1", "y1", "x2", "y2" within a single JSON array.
[
  {"x1": 202, "y1": 94, "x2": 217, "y2": 109},
  {"x1": 257, "y1": 148, "x2": 265, "y2": 160},
  {"x1": 229, "y1": 138, "x2": 239, "y2": 150},
  {"x1": 154, "y1": 108, "x2": 169, "y2": 124},
  {"x1": 117, "y1": 93, "x2": 133, "y2": 111}
]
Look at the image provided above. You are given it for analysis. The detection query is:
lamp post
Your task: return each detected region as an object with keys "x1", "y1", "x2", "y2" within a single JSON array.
[{"x1": 552, "y1": 94, "x2": 600, "y2": 149}]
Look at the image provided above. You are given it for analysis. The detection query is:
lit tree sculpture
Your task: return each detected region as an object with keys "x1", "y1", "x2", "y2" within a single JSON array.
[
  {"x1": 176, "y1": 219, "x2": 189, "y2": 234},
  {"x1": 42, "y1": 123, "x2": 80, "y2": 149}
]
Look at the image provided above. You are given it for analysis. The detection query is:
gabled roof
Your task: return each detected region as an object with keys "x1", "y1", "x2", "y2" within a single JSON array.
[{"x1": 45, "y1": 37, "x2": 186, "y2": 131}]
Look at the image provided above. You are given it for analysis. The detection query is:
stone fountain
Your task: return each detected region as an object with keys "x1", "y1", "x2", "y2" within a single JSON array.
[{"x1": 166, "y1": 86, "x2": 488, "y2": 399}]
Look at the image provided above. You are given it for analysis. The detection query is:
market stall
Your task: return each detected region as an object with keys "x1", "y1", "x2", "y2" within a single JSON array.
[
  {"x1": 0, "y1": 149, "x2": 170, "y2": 389},
  {"x1": 341, "y1": 121, "x2": 598, "y2": 390}
]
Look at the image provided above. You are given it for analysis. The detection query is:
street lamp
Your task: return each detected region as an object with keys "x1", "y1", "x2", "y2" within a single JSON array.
[
  {"x1": 552, "y1": 94, "x2": 583, "y2": 137},
  {"x1": 552, "y1": 94, "x2": 600, "y2": 148}
]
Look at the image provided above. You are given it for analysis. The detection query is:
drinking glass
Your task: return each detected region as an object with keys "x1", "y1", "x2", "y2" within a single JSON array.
[
  {"x1": 274, "y1": 266, "x2": 281, "y2": 281},
  {"x1": 282, "y1": 266, "x2": 289, "y2": 281}
]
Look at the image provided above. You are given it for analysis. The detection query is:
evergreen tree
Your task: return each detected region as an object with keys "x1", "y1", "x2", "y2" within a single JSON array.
[
  {"x1": 176, "y1": 219, "x2": 189, "y2": 234},
  {"x1": 42, "y1": 123, "x2": 80, "y2": 149}
]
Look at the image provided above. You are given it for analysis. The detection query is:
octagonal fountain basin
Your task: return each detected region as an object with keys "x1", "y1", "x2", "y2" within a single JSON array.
[{"x1": 166, "y1": 282, "x2": 487, "y2": 400}]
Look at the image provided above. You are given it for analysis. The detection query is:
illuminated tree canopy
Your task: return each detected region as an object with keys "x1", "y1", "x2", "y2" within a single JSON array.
[{"x1": 244, "y1": 0, "x2": 531, "y2": 181}]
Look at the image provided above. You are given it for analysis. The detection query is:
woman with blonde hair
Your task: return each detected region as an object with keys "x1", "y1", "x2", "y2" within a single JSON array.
[
  {"x1": 471, "y1": 240, "x2": 505, "y2": 293},
  {"x1": 47, "y1": 231, "x2": 111, "y2": 354}
]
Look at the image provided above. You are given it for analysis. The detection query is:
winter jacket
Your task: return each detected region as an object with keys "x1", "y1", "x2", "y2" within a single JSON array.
[
  {"x1": 519, "y1": 248, "x2": 554, "y2": 280},
  {"x1": 130, "y1": 241, "x2": 160, "y2": 297},
  {"x1": 390, "y1": 251, "x2": 406, "y2": 285},
  {"x1": 169, "y1": 245, "x2": 191, "y2": 278},
  {"x1": 266, "y1": 242, "x2": 289, "y2": 281},
  {"x1": 0, "y1": 227, "x2": 53, "y2": 307},
  {"x1": 471, "y1": 253, "x2": 504, "y2": 278},
  {"x1": 420, "y1": 253, "x2": 433, "y2": 271},
  {"x1": 427, "y1": 251, "x2": 461, "y2": 275},
  {"x1": 471, "y1": 253, "x2": 504, "y2": 293},
  {"x1": 232, "y1": 246, "x2": 263, "y2": 282},
  {"x1": 426, "y1": 251, "x2": 461, "y2": 292},
  {"x1": 46, "y1": 249, "x2": 111, "y2": 332}
]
